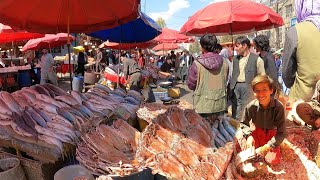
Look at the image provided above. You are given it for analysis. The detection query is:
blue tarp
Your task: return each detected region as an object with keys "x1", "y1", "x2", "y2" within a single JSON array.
[{"x1": 89, "y1": 12, "x2": 161, "y2": 43}]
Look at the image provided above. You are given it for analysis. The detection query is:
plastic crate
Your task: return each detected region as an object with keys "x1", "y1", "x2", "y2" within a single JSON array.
[{"x1": 152, "y1": 90, "x2": 168, "y2": 100}]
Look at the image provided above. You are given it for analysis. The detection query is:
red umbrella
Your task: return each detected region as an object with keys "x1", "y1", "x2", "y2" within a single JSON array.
[
  {"x1": 0, "y1": 0, "x2": 140, "y2": 34},
  {"x1": 154, "y1": 28, "x2": 193, "y2": 43},
  {"x1": 180, "y1": 0, "x2": 284, "y2": 35},
  {"x1": 0, "y1": 23, "x2": 44, "y2": 43},
  {"x1": 0, "y1": 0, "x2": 140, "y2": 90},
  {"x1": 152, "y1": 43, "x2": 180, "y2": 51},
  {"x1": 99, "y1": 40, "x2": 157, "y2": 50},
  {"x1": 22, "y1": 33, "x2": 75, "y2": 52}
]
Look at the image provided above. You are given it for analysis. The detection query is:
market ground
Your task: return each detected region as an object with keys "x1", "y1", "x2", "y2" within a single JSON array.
[{"x1": 57, "y1": 77, "x2": 194, "y2": 104}]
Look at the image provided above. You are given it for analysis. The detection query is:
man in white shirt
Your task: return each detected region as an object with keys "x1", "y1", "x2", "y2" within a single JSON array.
[
  {"x1": 40, "y1": 48, "x2": 57, "y2": 85},
  {"x1": 230, "y1": 36, "x2": 266, "y2": 120}
]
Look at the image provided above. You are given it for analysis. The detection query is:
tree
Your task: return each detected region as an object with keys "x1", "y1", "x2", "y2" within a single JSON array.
[
  {"x1": 189, "y1": 40, "x2": 201, "y2": 54},
  {"x1": 156, "y1": 17, "x2": 167, "y2": 28}
]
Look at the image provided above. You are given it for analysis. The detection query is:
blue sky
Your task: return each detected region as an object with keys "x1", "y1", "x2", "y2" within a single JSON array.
[{"x1": 144, "y1": 0, "x2": 225, "y2": 30}]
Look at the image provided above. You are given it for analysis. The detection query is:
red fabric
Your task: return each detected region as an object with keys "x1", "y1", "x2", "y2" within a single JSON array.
[
  {"x1": 22, "y1": 33, "x2": 75, "y2": 52},
  {"x1": 138, "y1": 57, "x2": 145, "y2": 69},
  {"x1": 0, "y1": 0, "x2": 140, "y2": 34},
  {"x1": 99, "y1": 40, "x2": 157, "y2": 50},
  {"x1": 0, "y1": 23, "x2": 44, "y2": 43},
  {"x1": 154, "y1": 28, "x2": 194, "y2": 43},
  {"x1": 180, "y1": 0, "x2": 284, "y2": 35},
  {"x1": 152, "y1": 43, "x2": 179, "y2": 51},
  {"x1": 104, "y1": 72, "x2": 126, "y2": 85},
  {"x1": 252, "y1": 127, "x2": 281, "y2": 165},
  {"x1": 61, "y1": 64, "x2": 74, "y2": 74}
]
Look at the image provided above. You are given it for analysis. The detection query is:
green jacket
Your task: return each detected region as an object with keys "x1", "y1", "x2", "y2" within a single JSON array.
[{"x1": 193, "y1": 61, "x2": 227, "y2": 114}]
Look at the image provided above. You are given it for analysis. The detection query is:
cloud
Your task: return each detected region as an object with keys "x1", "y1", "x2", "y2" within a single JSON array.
[
  {"x1": 209, "y1": 0, "x2": 228, "y2": 4},
  {"x1": 149, "y1": 0, "x2": 190, "y2": 21}
]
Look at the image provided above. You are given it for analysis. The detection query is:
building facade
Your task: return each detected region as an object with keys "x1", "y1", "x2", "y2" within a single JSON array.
[{"x1": 266, "y1": 0, "x2": 296, "y2": 49}]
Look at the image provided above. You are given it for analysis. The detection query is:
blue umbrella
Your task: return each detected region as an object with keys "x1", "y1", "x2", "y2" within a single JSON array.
[{"x1": 89, "y1": 12, "x2": 161, "y2": 43}]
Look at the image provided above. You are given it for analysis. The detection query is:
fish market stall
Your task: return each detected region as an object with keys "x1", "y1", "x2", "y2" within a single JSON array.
[
  {"x1": 0, "y1": 83, "x2": 147, "y2": 179},
  {"x1": 0, "y1": 65, "x2": 33, "y2": 91}
]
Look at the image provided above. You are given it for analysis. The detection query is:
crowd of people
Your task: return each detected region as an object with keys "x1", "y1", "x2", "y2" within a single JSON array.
[{"x1": 182, "y1": 0, "x2": 319, "y2": 166}]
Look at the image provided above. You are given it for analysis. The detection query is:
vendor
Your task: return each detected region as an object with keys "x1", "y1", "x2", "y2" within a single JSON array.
[
  {"x1": 241, "y1": 75, "x2": 286, "y2": 165},
  {"x1": 120, "y1": 51, "x2": 141, "y2": 91}
]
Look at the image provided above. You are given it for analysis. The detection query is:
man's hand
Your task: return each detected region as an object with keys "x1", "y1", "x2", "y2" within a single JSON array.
[{"x1": 256, "y1": 144, "x2": 271, "y2": 157}]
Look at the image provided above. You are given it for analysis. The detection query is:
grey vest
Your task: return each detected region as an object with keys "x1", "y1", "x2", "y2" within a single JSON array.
[{"x1": 230, "y1": 53, "x2": 259, "y2": 90}]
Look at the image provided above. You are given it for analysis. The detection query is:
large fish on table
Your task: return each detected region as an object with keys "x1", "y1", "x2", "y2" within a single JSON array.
[
  {"x1": 21, "y1": 87, "x2": 39, "y2": 95},
  {"x1": 10, "y1": 121, "x2": 33, "y2": 137},
  {"x1": 12, "y1": 94, "x2": 31, "y2": 109},
  {"x1": 33, "y1": 99, "x2": 58, "y2": 114},
  {"x1": 54, "y1": 95, "x2": 79, "y2": 106},
  {"x1": 12, "y1": 112, "x2": 38, "y2": 138},
  {"x1": 35, "y1": 94, "x2": 64, "y2": 108},
  {"x1": 38, "y1": 135, "x2": 63, "y2": 152},
  {"x1": 25, "y1": 106, "x2": 48, "y2": 127},
  {"x1": 33, "y1": 85, "x2": 51, "y2": 96},
  {"x1": 43, "y1": 83, "x2": 67, "y2": 96},
  {"x1": 19, "y1": 90, "x2": 37, "y2": 102},
  {"x1": 0, "y1": 98, "x2": 14, "y2": 115},
  {"x1": 0, "y1": 91, "x2": 22, "y2": 114}
]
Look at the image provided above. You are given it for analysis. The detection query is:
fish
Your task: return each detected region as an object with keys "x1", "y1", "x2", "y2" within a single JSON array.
[
  {"x1": 39, "y1": 84, "x2": 57, "y2": 97},
  {"x1": 74, "y1": 104, "x2": 93, "y2": 118},
  {"x1": 34, "y1": 107, "x2": 52, "y2": 122},
  {"x1": 19, "y1": 90, "x2": 37, "y2": 102},
  {"x1": 25, "y1": 106, "x2": 48, "y2": 127},
  {"x1": 33, "y1": 99, "x2": 58, "y2": 114},
  {"x1": 10, "y1": 121, "x2": 33, "y2": 137},
  {"x1": 47, "y1": 122, "x2": 77, "y2": 140},
  {"x1": 35, "y1": 94, "x2": 63, "y2": 108},
  {"x1": 71, "y1": 91, "x2": 83, "y2": 104},
  {"x1": 0, "y1": 113, "x2": 12, "y2": 120},
  {"x1": 33, "y1": 85, "x2": 51, "y2": 96},
  {"x1": 0, "y1": 119, "x2": 11, "y2": 126},
  {"x1": 12, "y1": 94, "x2": 31, "y2": 108},
  {"x1": 93, "y1": 84, "x2": 111, "y2": 93},
  {"x1": 43, "y1": 83, "x2": 68, "y2": 96},
  {"x1": 0, "y1": 98, "x2": 14, "y2": 115},
  {"x1": 38, "y1": 135, "x2": 63, "y2": 152},
  {"x1": 50, "y1": 114, "x2": 74, "y2": 128},
  {"x1": 54, "y1": 95, "x2": 79, "y2": 106},
  {"x1": 12, "y1": 112, "x2": 38, "y2": 138},
  {"x1": 0, "y1": 91, "x2": 23, "y2": 114},
  {"x1": 57, "y1": 108, "x2": 77, "y2": 122},
  {"x1": 21, "y1": 87, "x2": 39, "y2": 95}
]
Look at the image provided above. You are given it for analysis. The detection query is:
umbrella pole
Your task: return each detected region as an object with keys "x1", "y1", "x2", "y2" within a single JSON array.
[{"x1": 67, "y1": 0, "x2": 72, "y2": 91}]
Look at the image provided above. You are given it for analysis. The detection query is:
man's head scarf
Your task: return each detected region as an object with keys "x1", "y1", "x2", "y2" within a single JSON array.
[{"x1": 295, "y1": 0, "x2": 320, "y2": 30}]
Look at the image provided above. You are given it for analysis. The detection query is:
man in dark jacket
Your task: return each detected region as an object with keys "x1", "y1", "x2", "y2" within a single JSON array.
[
  {"x1": 120, "y1": 52, "x2": 141, "y2": 91},
  {"x1": 187, "y1": 34, "x2": 228, "y2": 119},
  {"x1": 230, "y1": 36, "x2": 265, "y2": 120},
  {"x1": 253, "y1": 35, "x2": 280, "y2": 92}
]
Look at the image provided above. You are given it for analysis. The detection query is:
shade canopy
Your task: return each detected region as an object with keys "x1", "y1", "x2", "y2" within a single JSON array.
[
  {"x1": 152, "y1": 43, "x2": 180, "y2": 51},
  {"x1": 0, "y1": 0, "x2": 140, "y2": 34},
  {"x1": 99, "y1": 40, "x2": 157, "y2": 50},
  {"x1": 0, "y1": 23, "x2": 44, "y2": 43},
  {"x1": 89, "y1": 12, "x2": 161, "y2": 43},
  {"x1": 154, "y1": 28, "x2": 193, "y2": 43},
  {"x1": 22, "y1": 33, "x2": 75, "y2": 51},
  {"x1": 180, "y1": 0, "x2": 284, "y2": 35}
]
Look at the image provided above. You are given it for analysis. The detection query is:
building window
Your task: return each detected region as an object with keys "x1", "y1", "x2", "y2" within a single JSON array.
[
  {"x1": 278, "y1": 8, "x2": 282, "y2": 16},
  {"x1": 286, "y1": 4, "x2": 293, "y2": 18}
]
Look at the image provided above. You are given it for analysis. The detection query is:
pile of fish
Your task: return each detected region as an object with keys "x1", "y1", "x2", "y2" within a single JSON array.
[
  {"x1": 136, "y1": 107, "x2": 234, "y2": 179},
  {"x1": 76, "y1": 119, "x2": 141, "y2": 176},
  {"x1": 211, "y1": 116, "x2": 237, "y2": 148},
  {"x1": 136, "y1": 100, "x2": 193, "y2": 123},
  {"x1": 0, "y1": 83, "x2": 143, "y2": 153}
]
